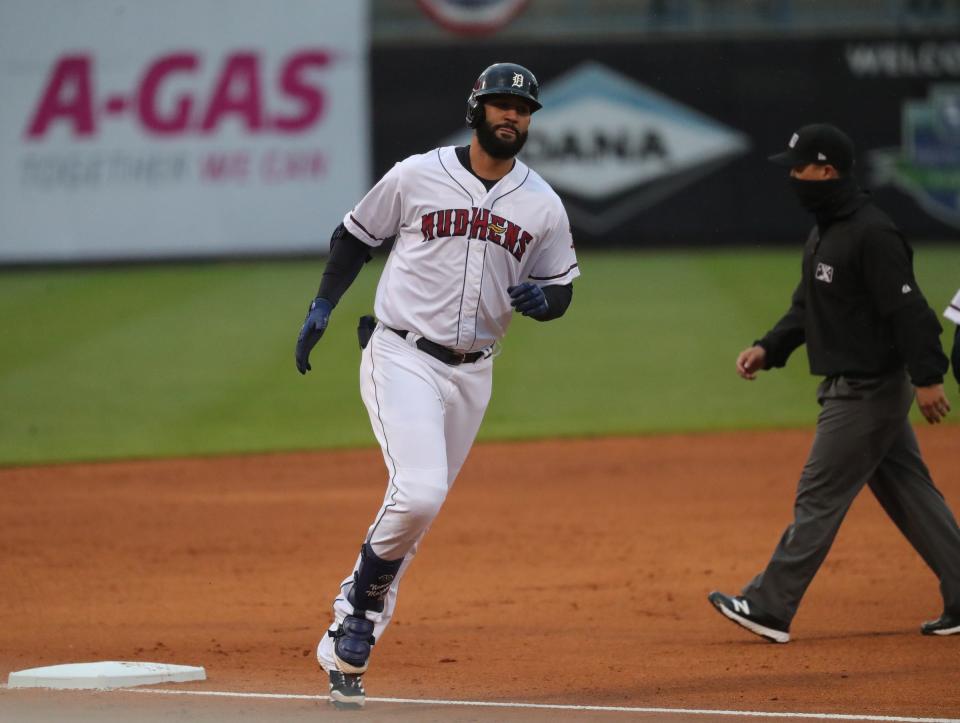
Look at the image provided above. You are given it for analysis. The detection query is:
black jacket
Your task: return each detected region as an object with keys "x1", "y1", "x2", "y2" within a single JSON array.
[{"x1": 758, "y1": 191, "x2": 947, "y2": 386}]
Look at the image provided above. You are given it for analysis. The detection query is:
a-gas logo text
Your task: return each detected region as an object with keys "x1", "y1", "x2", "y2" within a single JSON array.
[{"x1": 25, "y1": 50, "x2": 332, "y2": 140}]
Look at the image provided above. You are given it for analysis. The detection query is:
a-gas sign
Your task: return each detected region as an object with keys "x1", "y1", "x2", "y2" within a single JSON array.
[
  {"x1": 0, "y1": 0, "x2": 368, "y2": 263},
  {"x1": 26, "y1": 51, "x2": 332, "y2": 139}
]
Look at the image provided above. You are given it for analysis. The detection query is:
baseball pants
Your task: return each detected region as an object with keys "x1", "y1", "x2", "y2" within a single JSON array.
[
  {"x1": 318, "y1": 324, "x2": 493, "y2": 671},
  {"x1": 742, "y1": 370, "x2": 960, "y2": 625}
]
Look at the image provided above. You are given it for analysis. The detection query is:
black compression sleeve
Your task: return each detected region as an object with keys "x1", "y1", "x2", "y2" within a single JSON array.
[
  {"x1": 316, "y1": 224, "x2": 373, "y2": 307},
  {"x1": 530, "y1": 283, "x2": 573, "y2": 322}
]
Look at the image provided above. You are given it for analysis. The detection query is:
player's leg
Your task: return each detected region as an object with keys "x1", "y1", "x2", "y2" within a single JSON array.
[
  {"x1": 869, "y1": 418, "x2": 960, "y2": 627},
  {"x1": 442, "y1": 354, "x2": 494, "y2": 487},
  {"x1": 740, "y1": 375, "x2": 906, "y2": 627},
  {"x1": 319, "y1": 326, "x2": 453, "y2": 681}
]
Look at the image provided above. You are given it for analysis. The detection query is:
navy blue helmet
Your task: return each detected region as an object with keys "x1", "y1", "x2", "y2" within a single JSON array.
[{"x1": 466, "y1": 63, "x2": 541, "y2": 128}]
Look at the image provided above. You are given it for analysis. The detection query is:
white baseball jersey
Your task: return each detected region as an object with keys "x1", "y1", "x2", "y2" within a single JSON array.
[
  {"x1": 946, "y1": 287, "x2": 960, "y2": 326},
  {"x1": 342, "y1": 146, "x2": 580, "y2": 352}
]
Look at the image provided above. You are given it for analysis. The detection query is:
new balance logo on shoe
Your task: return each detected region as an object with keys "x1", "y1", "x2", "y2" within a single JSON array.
[{"x1": 707, "y1": 591, "x2": 790, "y2": 644}]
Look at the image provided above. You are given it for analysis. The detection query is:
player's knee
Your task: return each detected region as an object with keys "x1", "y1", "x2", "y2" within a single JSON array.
[{"x1": 394, "y1": 469, "x2": 448, "y2": 527}]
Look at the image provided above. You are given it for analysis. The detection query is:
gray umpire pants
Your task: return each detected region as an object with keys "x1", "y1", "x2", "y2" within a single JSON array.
[{"x1": 742, "y1": 370, "x2": 960, "y2": 625}]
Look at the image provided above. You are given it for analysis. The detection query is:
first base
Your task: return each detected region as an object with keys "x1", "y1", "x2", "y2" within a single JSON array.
[{"x1": 7, "y1": 661, "x2": 206, "y2": 690}]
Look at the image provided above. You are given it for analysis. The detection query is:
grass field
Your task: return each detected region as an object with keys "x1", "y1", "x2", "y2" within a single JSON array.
[{"x1": 1, "y1": 244, "x2": 957, "y2": 466}]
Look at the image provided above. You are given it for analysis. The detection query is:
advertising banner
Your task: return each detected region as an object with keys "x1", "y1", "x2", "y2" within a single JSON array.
[
  {"x1": 0, "y1": 0, "x2": 368, "y2": 262},
  {"x1": 371, "y1": 37, "x2": 960, "y2": 247}
]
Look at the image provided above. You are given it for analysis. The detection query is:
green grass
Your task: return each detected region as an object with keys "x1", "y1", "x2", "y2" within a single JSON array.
[{"x1": 1, "y1": 244, "x2": 957, "y2": 466}]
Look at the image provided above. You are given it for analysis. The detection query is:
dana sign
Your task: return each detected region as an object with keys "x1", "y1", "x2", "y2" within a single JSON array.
[{"x1": 0, "y1": 0, "x2": 368, "y2": 263}]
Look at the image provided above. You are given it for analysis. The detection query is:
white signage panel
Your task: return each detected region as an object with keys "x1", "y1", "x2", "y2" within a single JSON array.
[{"x1": 0, "y1": 0, "x2": 368, "y2": 262}]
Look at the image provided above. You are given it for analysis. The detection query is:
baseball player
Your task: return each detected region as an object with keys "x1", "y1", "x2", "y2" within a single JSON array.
[
  {"x1": 946, "y1": 288, "x2": 960, "y2": 389},
  {"x1": 294, "y1": 62, "x2": 579, "y2": 709},
  {"x1": 708, "y1": 123, "x2": 960, "y2": 643}
]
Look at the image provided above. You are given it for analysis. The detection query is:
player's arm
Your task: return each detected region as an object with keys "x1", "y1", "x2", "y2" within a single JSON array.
[
  {"x1": 295, "y1": 163, "x2": 404, "y2": 374},
  {"x1": 294, "y1": 224, "x2": 374, "y2": 375},
  {"x1": 512, "y1": 201, "x2": 579, "y2": 322},
  {"x1": 507, "y1": 282, "x2": 572, "y2": 321},
  {"x1": 315, "y1": 224, "x2": 374, "y2": 307}
]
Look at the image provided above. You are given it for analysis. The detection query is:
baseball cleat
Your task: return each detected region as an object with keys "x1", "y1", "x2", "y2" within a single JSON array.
[
  {"x1": 708, "y1": 591, "x2": 790, "y2": 643},
  {"x1": 328, "y1": 669, "x2": 366, "y2": 709},
  {"x1": 921, "y1": 612, "x2": 960, "y2": 636}
]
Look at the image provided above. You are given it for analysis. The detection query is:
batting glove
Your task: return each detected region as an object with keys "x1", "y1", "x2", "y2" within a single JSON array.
[
  {"x1": 295, "y1": 296, "x2": 333, "y2": 374},
  {"x1": 508, "y1": 282, "x2": 548, "y2": 318}
]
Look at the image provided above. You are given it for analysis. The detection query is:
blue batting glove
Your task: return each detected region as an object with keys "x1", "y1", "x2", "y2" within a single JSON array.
[
  {"x1": 507, "y1": 282, "x2": 548, "y2": 318},
  {"x1": 295, "y1": 297, "x2": 333, "y2": 374}
]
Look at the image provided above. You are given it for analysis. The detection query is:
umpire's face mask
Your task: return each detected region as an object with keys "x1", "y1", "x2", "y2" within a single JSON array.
[{"x1": 788, "y1": 175, "x2": 855, "y2": 215}]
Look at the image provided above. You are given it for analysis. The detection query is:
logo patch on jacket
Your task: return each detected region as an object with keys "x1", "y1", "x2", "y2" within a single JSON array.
[{"x1": 815, "y1": 262, "x2": 834, "y2": 283}]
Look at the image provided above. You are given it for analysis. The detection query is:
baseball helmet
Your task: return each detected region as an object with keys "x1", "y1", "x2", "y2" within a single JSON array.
[{"x1": 465, "y1": 62, "x2": 542, "y2": 128}]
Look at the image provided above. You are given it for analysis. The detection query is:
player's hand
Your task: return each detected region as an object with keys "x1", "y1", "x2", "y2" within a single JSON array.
[
  {"x1": 508, "y1": 282, "x2": 548, "y2": 318},
  {"x1": 915, "y1": 384, "x2": 950, "y2": 424},
  {"x1": 736, "y1": 345, "x2": 767, "y2": 380},
  {"x1": 295, "y1": 297, "x2": 333, "y2": 374}
]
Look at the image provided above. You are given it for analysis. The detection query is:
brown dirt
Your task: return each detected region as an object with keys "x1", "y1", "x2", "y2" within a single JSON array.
[{"x1": 1, "y1": 427, "x2": 958, "y2": 720}]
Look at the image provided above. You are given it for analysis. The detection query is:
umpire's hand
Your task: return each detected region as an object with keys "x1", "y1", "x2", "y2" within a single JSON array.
[
  {"x1": 736, "y1": 345, "x2": 767, "y2": 380},
  {"x1": 295, "y1": 297, "x2": 333, "y2": 374},
  {"x1": 916, "y1": 384, "x2": 951, "y2": 425}
]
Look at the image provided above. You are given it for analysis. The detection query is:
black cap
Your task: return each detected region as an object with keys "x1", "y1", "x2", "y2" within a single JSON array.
[{"x1": 768, "y1": 123, "x2": 854, "y2": 173}]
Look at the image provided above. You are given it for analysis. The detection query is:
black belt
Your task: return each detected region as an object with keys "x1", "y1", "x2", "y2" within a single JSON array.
[{"x1": 387, "y1": 327, "x2": 485, "y2": 365}]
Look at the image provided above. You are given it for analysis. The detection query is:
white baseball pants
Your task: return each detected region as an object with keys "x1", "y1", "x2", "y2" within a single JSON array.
[{"x1": 318, "y1": 323, "x2": 492, "y2": 671}]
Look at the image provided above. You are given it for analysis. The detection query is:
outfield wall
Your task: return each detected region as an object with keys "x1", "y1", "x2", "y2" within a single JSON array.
[
  {"x1": 372, "y1": 36, "x2": 960, "y2": 246},
  {"x1": 0, "y1": 0, "x2": 368, "y2": 263},
  {"x1": 2, "y1": 11, "x2": 958, "y2": 262}
]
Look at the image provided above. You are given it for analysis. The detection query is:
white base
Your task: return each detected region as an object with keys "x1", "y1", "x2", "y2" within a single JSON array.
[{"x1": 7, "y1": 661, "x2": 206, "y2": 690}]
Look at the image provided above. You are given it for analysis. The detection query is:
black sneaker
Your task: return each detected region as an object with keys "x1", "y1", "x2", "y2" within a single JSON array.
[
  {"x1": 708, "y1": 591, "x2": 790, "y2": 643},
  {"x1": 921, "y1": 612, "x2": 960, "y2": 636},
  {"x1": 328, "y1": 670, "x2": 366, "y2": 710}
]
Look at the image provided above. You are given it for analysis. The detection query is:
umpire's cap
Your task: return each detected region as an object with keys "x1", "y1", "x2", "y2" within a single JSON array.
[
  {"x1": 466, "y1": 62, "x2": 542, "y2": 128},
  {"x1": 768, "y1": 123, "x2": 854, "y2": 173}
]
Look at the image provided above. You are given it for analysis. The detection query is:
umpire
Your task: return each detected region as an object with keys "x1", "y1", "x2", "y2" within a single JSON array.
[{"x1": 708, "y1": 123, "x2": 960, "y2": 642}]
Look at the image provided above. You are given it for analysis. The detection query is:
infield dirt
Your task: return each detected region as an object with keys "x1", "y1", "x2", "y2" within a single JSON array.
[{"x1": 1, "y1": 427, "x2": 958, "y2": 719}]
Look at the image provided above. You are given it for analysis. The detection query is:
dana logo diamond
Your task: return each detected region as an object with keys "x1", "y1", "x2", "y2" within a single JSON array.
[
  {"x1": 815, "y1": 262, "x2": 834, "y2": 283},
  {"x1": 445, "y1": 61, "x2": 750, "y2": 233},
  {"x1": 870, "y1": 85, "x2": 960, "y2": 229}
]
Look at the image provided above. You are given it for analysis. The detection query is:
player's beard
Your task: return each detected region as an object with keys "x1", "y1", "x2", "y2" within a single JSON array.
[{"x1": 476, "y1": 119, "x2": 528, "y2": 159}]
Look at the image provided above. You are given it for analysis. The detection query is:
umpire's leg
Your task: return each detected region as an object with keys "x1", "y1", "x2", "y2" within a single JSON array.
[
  {"x1": 869, "y1": 418, "x2": 960, "y2": 615},
  {"x1": 742, "y1": 374, "x2": 907, "y2": 625}
]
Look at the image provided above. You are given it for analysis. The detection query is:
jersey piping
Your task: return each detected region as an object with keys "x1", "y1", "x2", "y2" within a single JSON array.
[
  {"x1": 349, "y1": 214, "x2": 388, "y2": 244},
  {"x1": 366, "y1": 332, "x2": 401, "y2": 545},
  {"x1": 455, "y1": 243, "x2": 470, "y2": 347},
  {"x1": 490, "y1": 166, "x2": 530, "y2": 209},
  {"x1": 437, "y1": 148, "x2": 475, "y2": 206},
  {"x1": 530, "y1": 262, "x2": 579, "y2": 281},
  {"x1": 468, "y1": 244, "x2": 488, "y2": 350}
]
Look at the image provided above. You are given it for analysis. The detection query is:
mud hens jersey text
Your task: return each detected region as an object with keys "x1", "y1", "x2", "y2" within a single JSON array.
[{"x1": 342, "y1": 146, "x2": 580, "y2": 352}]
